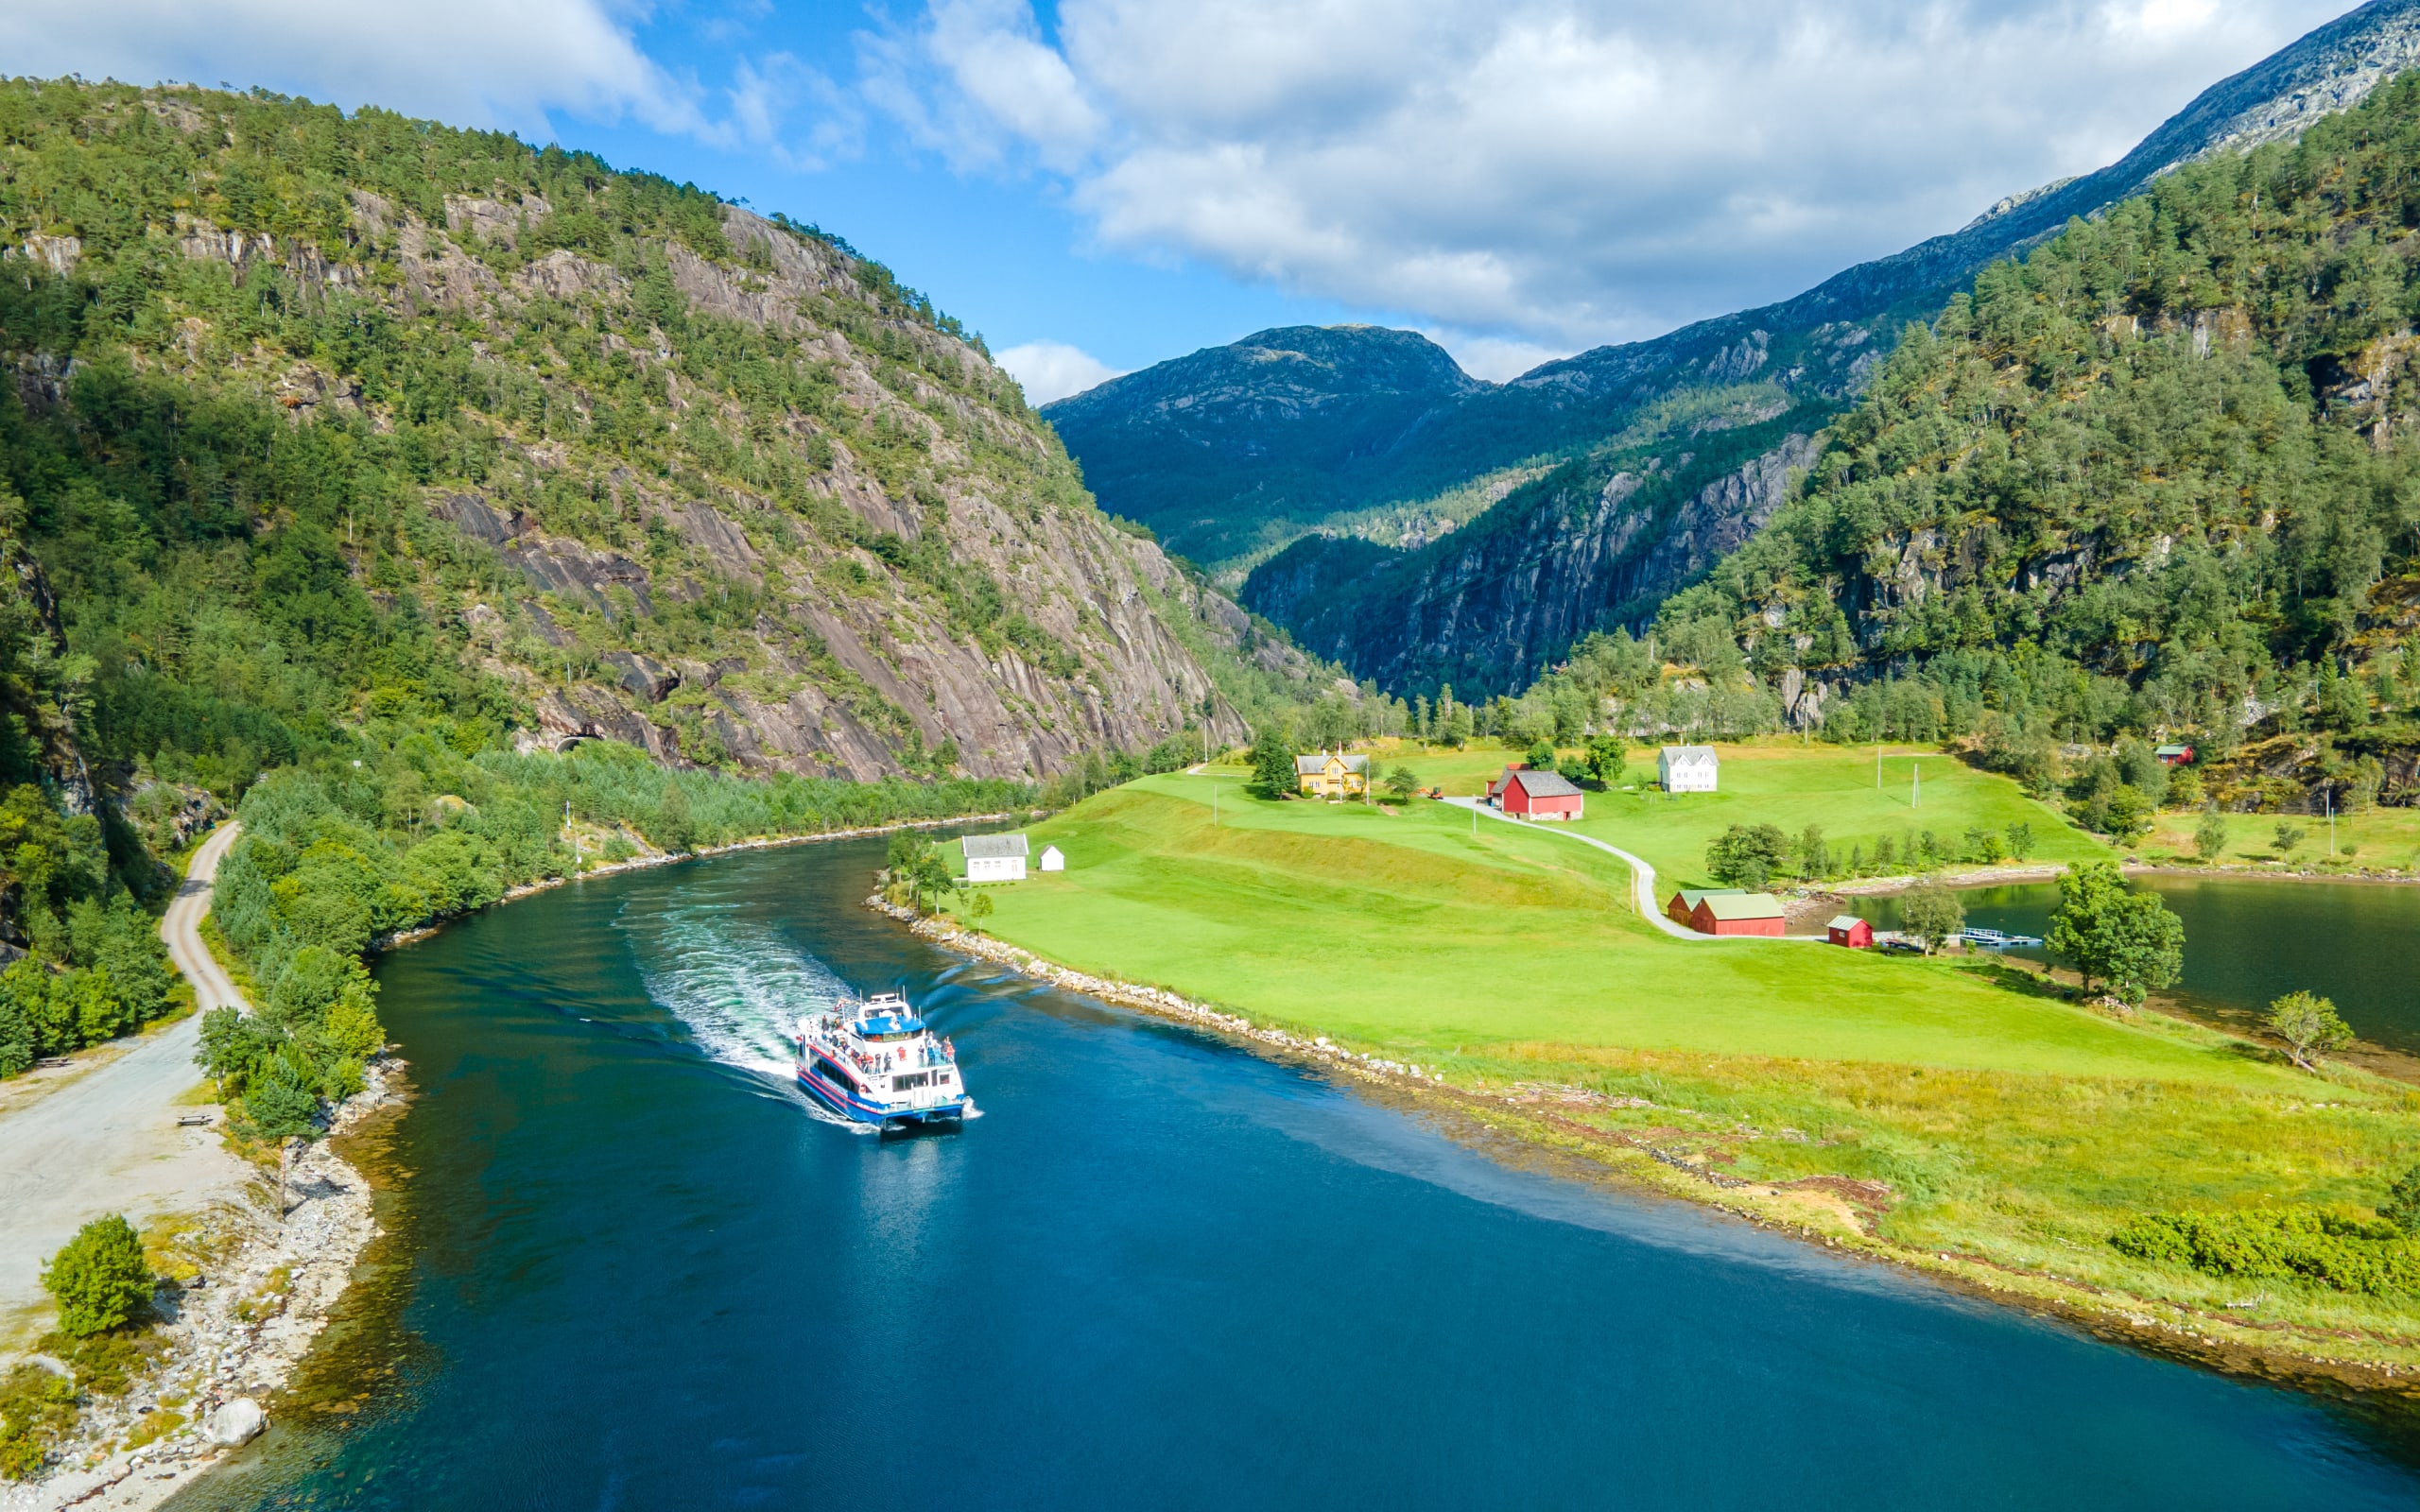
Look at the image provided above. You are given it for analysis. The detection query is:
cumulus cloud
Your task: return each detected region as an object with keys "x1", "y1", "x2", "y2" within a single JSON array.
[
  {"x1": 859, "y1": 0, "x2": 2355, "y2": 353},
  {"x1": 996, "y1": 339, "x2": 1125, "y2": 403},
  {"x1": 0, "y1": 0, "x2": 703, "y2": 140}
]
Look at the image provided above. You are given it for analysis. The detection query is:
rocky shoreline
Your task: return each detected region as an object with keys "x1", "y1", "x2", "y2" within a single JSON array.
[
  {"x1": 868, "y1": 896, "x2": 2420, "y2": 1396},
  {"x1": 4, "y1": 1060, "x2": 401, "y2": 1512}
]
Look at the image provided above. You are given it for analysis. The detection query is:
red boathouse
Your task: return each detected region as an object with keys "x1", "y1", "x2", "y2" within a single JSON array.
[{"x1": 1826, "y1": 915, "x2": 1875, "y2": 948}]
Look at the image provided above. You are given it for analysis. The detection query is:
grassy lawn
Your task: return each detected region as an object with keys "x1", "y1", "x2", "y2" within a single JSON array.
[
  {"x1": 1334, "y1": 738, "x2": 2111, "y2": 885},
  {"x1": 2139, "y1": 802, "x2": 2420, "y2": 874},
  {"x1": 942, "y1": 770, "x2": 2420, "y2": 1362}
]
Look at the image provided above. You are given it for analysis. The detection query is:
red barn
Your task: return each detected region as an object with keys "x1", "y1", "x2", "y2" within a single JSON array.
[
  {"x1": 1826, "y1": 915, "x2": 1874, "y2": 948},
  {"x1": 1500, "y1": 767, "x2": 1584, "y2": 820},
  {"x1": 1689, "y1": 893, "x2": 1787, "y2": 936}
]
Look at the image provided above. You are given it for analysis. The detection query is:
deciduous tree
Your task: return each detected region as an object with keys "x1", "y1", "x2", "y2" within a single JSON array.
[{"x1": 2266, "y1": 990, "x2": 2352, "y2": 1070}]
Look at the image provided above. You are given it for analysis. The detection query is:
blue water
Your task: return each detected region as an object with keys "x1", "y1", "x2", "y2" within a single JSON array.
[{"x1": 171, "y1": 837, "x2": 2420, "y2": 1509}]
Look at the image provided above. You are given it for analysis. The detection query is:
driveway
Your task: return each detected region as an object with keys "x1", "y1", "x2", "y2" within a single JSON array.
[
  {"x1": 1445, "y1": 798, "x2": 1814, "y2": 942},
  {"x1": 0, "y1": 823, "x2": 252, "y2": 1339}
]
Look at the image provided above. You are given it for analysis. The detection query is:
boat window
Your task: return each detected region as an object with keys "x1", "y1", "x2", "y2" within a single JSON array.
[{"x1": 894, "y1": 1072, "x2": 931, "y2": 1091}]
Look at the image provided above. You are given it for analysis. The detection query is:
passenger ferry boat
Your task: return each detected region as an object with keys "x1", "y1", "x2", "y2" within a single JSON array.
[{"x1": 794, "y1": 992, "x2": 972, "y2": 1130}]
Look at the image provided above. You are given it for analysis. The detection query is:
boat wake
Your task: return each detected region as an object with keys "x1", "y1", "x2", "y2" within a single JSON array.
[{"x1": 616, "y1": 896, "x2": 868, "y2": 1128}]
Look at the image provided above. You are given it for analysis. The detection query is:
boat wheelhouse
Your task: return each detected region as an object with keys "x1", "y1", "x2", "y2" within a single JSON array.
[{"x1": 794, "y1": 992, "x2": 972, "y2": 1130}]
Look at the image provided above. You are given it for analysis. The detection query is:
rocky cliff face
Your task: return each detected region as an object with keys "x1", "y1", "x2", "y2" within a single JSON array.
[
  {"x1": 9, "y1": 84, "x2": 1335, "y2": 781},
  {"x1": 1245, "y1": 422, "x2": 1818, "y2": 697}
]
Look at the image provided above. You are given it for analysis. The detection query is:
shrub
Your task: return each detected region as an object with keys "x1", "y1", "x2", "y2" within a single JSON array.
[
  {"x1": 0, "y1": 1363, "x2": 77, "y2": 1480},
  {"x1": 2110, "y1": 1208, "x2": 2420, "y2": 1297},
  {"x1": 40, "y1": 1215, "x2": 152, "y2": 1337}
]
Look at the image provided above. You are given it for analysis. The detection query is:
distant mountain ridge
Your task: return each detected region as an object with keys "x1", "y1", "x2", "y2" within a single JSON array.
[
  {"x1": 1048, "y1": 0, "x2": 2420, "y2": 696},
  {"x1": 1044, "y1": 324, "x2": 1487, "y2": 566}
]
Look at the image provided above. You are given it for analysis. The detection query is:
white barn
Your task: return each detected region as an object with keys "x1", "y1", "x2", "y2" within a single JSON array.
[
  {"x1": 1659, "y1": 746, "x2": 1720, "y2": 793},
  {"x1": 962, "y1": 833, "x2": 1029, "y2": 882},
  {"x1": 1038, "y1": 845, "x2": 1065, "y2": 872}
]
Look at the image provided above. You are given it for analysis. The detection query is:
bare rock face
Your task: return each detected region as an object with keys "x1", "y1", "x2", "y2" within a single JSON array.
[
  {"x1": 1243, "y1": 432, "x2": 1815, "y2": 696},
  {"x1": 298, "y1": 198, "x2": 1288, "y2": 780}
]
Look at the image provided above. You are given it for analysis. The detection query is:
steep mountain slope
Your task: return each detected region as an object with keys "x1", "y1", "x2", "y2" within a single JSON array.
[
  {"x1": 1656, "y1": 72, "x2": 2420, "y2": 771},
  {"x1": 1061, "y1": 0, "x2": 2420, "y2": 695},
  {"x1": 0, "y1": 80, "x2": 1338, "y2": 792},
  {"x1": 1044, "y1": 324, "x2": 1488, "y2": 565}
]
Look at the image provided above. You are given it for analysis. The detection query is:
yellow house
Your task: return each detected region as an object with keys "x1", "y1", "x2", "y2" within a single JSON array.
[{"x1": 1294, "y1": 749, "x2": 1370, "y2": 800}]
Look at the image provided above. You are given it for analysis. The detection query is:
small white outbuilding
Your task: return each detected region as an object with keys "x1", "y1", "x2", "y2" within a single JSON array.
[
  {"x1": 1038, "y1": 845, "x2": 1065, "y2": 872},
  {"x1": 962, "y1": 833, "x2": 1029, "y2": 882},
  {"x1": 1659, "y1": 745, "x2": 1720, "y2": 793}
]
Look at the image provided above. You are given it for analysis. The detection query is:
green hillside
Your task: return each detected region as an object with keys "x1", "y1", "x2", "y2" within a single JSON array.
[
  {"x1": 1665, "y1": 75, "x2": 2420, "y2": 752},
  {"x1": 0, "y1": 77, "x2": 1343, "y2": 1097}
]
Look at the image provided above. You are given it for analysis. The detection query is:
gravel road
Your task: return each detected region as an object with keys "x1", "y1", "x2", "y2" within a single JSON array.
[{"x1": 0, "y1": 823, "x2": 251, "y2": 1338}]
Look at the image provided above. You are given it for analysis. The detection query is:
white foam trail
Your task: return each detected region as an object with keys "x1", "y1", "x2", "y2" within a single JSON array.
[{"x1": 616, "y1": 897, "x2": 868, "y2": 1128}]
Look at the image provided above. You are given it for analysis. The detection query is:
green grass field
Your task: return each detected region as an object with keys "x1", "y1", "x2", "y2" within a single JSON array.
[
  {"x1": 941, "y1": 764, "x2": 2420, "y2": 1364},
  {"x1": 1331, "y1": 738, "x2": 2111, "y2": 885},
  {"x1": 2141, "y1": 802, "x2": 2420, "y2": 874}
]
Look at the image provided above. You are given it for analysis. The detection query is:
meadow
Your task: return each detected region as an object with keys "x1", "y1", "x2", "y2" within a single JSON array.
[
  {"x1": 942, "y1": 766, "x2": 2420, "y2": 1370},
  {"x1": 1339, "y1": 739, "x2": 2111, "y2": 885}
]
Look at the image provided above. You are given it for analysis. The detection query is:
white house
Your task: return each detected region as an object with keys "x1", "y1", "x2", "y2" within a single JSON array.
[
  {"x1": 1038, "y1": 845, "x2": 1065, "y2": 872},
  {"x1": 1659, "y1": 746, "x2": 1720, "y2": 793},
  {"x1": 962, "y1": 833, "x2": 1029, "y2": 882}
]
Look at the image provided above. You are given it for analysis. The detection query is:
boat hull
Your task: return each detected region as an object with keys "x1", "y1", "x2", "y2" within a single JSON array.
[{"x1": 796, "y1": 1059, "x2": 968, "y2": 1130}]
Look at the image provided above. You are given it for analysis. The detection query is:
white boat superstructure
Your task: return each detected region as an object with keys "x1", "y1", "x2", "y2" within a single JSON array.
[{"x1": 793, "y1": 991, "x2": 971, "y2": 1130}]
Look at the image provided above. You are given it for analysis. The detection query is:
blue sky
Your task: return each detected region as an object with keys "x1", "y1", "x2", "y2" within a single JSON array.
[{"x1": 0, "y1": 1, "x2": 2369, "y2": 398}]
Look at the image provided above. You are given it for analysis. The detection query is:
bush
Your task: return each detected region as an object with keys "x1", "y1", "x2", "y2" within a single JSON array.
[
  {"x1": 0, "y1": 1363, "x2": 77, "y2": 1480},
  {"x1": 40, "y1": 1215, "x2": 152, "y2": 1337},
  {"x1": 2110, "y1": 1208, "x2": 2420, "y2": 1297}
]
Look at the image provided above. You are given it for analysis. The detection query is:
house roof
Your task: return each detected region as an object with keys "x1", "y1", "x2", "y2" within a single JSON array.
[
  {"x1": 1508, "y1": 768, "x2": 1582, "y2": 798},
  {"x1": 1039, "y1": 844, "x2": 1063, "y2": 857},
  {"x1": 1674, "y1": 887, "x2": 1744, "y2": 909},
  {"x1": 1660, "y1": 745, "x2": 1719, "y2": 765},
  {"x1": 1826, "y1": 915, "x2": 1867, "y2": 932},
  {"x1": 2154, "y1": 743, "x2": 2193, "y2": 756},
  {"x1": 962, "y1": 833, "x2": 1029, "y2": 860},
  {"x1": 1294, "y1": 750, "x2": 1370, "y2": 775},
  {"x1": 1702, "y1": 893, "x2": 1787, "y2": 921}
]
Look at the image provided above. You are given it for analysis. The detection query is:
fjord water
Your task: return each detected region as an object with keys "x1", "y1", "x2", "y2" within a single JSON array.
[
  {"x1": 173, "y1": 839, "x2": 2419, "y2": 1510},
  {"x1": 1850, "y1": 875, "x2": 2420, "y2": 1053}
]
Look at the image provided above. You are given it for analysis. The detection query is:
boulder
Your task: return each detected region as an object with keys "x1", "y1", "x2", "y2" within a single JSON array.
[{"x1": 205, "y1": 1398, "x2": 265, "y2": 1446}]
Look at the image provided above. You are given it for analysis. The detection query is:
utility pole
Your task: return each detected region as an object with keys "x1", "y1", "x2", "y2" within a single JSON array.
[
  {"x1": 1876, "y1": 746, "x2": 1882, "y2": 790},
  {"x1": 2328, "y1": 789, "x2": 2337, "y2": 857},
  {"x1": 1912, "y1": 761, "x2": 1921, "y2": 811}
]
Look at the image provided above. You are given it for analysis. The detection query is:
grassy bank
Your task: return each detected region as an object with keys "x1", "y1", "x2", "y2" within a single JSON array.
[{"x1": 939, "y1": 770, "x2": 2420, "y2": 1379}]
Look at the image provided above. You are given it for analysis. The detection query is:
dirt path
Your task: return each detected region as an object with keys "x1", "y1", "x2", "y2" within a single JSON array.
[{"x1": 0, "y1": 824, "x2": 251, "y2": 1342}]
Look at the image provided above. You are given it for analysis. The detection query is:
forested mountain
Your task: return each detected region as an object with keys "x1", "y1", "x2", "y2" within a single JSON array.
[
  {"x1": 0, "y1": 78, "x2": 1349, "y2": 796},
  {"x1": 1647, "y1": 71, "x2": 2420, "y2": 775},
  {"x1": 1041, "y1": 325, "x2": 1489, "y2": 566},
  {"x1": 0, "y1": 77, "x2": 1365, "y2": 1085},
  {"x1": 1053, "y1": 0, "x2": 2420, "y2": 696}
]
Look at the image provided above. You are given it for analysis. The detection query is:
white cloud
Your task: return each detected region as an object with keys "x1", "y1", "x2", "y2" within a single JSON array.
[
  {"x1": 858, "y1": 0, "x2": 2357, "y2": 354},
  {"x1": 0, "y1": 0, "x2": 703, "y2": 141},
  {"x1": 1429, "y1": 332, "x2": 1566, "y2": 385},
  {"x1": 997, "y1": 340, "x2": 1125, "y2": 403}
]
